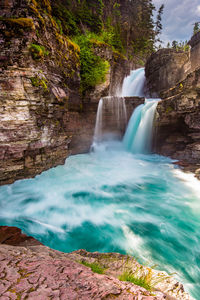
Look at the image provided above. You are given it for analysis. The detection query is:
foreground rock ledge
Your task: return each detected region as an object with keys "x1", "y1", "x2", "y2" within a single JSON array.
[{"x1": 0, "y1": 227, "x2": 192, "y2": 300}]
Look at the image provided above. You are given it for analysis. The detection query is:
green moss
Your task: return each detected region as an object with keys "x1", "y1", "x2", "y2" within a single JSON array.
[
  {"x1": 30, "y1": 76, "x2": 48, "y2": 91},
  {"x1": 2, "y1": 18, "x2": 35, "y2": 30},
  {"x1": 51, "y1": 2, "x2": 79, "y2": 36},
  {"x1": 80, "y1": 261, "x2": 105, "y2": 274},
  {"x1": 37, "y1": 0, "x2": 52, "y2": 14},
  {"x1": 29, "y1": 2, "x2": 45, "y2": 27},
  {"x1": 29, "y1": 43, "x2": 49, "y2": 60}
]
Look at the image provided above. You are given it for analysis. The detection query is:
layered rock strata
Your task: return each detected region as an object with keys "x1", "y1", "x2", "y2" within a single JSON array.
[
  {"x1": 145, "y1": 49, "x2": 190, "y2": 96},
  {"x1": 188, "y1": 31, "x2": 200, "y2": 72},
  {"x1": 145, "y1": 33, "x2": 200, "y2": 175},
  {"x1": 153, "y1": 67, "x2": 200, "y2": 177},
  {"x1": 0, "y1": 0, "x2": 138, "y2": 185},
  {"x1": 0, "y1": 226, "x2": 192, "y2": 300}
]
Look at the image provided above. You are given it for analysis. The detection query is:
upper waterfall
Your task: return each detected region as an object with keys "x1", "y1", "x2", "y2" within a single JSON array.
[{"x1": 121, "y1": 68, "x2": 145, "y2": 97}]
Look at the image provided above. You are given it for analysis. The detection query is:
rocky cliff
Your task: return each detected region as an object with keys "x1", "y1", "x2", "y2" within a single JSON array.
[
  {"x1": 145, "y1": 49, "x2": 190, "y2": 96},
  {"x1": 0, "y1": 226, "x2": 192, "y2": 300},
  {"x1": 0, "y1": 0, "x2": 146, "y2": 185},
  {"x1": 145, "y1": 33, "x2": 200, "y2": 177}
]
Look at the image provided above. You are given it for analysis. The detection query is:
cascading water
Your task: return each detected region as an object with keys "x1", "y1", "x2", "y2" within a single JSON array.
[
  {"x1": 93, "y1": 96, "x2": 127, "y2": 143},
  {"x1": 94, "y1": 67, "x2": 158, "y2": 152},
  {"x1": 93, "y1": 98, "x2": 103, "y2": 142},
  {"x1": 0, "y1": 68, "x2": 200, "y2": 299},
  {"x1": 121, "y1": 68, "x2": 145, "y2": 97},
  {"x1": 120, "y1": 67, "x2": 159, "y2": 154},
  {"x1": 123, "y1": 99, "x2": 159, "y2": 153}
]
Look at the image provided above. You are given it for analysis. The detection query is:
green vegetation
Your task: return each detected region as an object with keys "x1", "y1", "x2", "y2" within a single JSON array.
[
  {"x1": 155, "y1": 4, "x2": 164, "y2": 44},
  {"x1": 166, "y1": 106, "x2": 173, "y2": 113},
  {"x1": 30, "y1": 76, "x2": 48, "y2": 90},
  {"x1": 74, "y1": 33, "x2": 110, "y2": 94},
  {"x1": 27, "y1": 0, "x2": 164, "y2": 95},
  {"x1": 193, "y1": 22, "x2": 200, "y2": 35},
  {"x1": 1, "y1": 17, "x2": 35, "y2": 30},
  {"x1": 30, "y1": 43, "x2": 49, "y2": 59},
  {"x1": 80, "y1": 261, "x2": 105, "y2": 274},
  {"x1": 166, "y1": 40, "x2": 190, "y2": 52},
  {"x1": 50, "y1": 0, "x2": 159, "y2": 56},
  {"x1": 119, "y1": 268, "x2": 153, "y2": 291}
]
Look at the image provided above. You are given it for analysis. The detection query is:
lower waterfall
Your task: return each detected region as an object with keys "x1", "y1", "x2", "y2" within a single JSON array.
[{"x1": 123, "y1": 99, "x2": 159, "y2": 154}]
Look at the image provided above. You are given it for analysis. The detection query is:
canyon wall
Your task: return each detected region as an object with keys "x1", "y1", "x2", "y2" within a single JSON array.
[
  {"x1": 145, "y1": 33, "x2": 200, "y2": 176},
  {"x1": 0, "y1": 0, "x2": 81, "y2": 185},
  {"x1": 0, "y1": 0, "x2": 144, "y2": 185},
  {"x1": 145, "y1": 48, "x2": 191, "y2": 96}
]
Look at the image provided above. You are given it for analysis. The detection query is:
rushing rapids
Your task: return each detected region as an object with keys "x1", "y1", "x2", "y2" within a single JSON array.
[{"x1": 0, "y1": 69, "x2": 199, "y2": 299}]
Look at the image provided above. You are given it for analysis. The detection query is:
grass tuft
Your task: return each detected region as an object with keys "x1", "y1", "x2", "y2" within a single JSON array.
[
  {"x1": 119, "y1": 267, "x2": 153, "y2": 291},
  {"x1": 80, "y1": 261, "x2": 105, "y2": 274}
]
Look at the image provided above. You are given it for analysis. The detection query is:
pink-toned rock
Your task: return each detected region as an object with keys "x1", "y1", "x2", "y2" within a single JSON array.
[
  {"x1": 0, "y1": 244, "x2": 165, "y2": 300},
  {"x1": 0, "y1": 226, "x2": 192, "y2": 300}
]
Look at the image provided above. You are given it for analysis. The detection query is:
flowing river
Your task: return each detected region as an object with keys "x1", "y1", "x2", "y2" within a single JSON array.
[{"x1": 0, "y1": 69, "x2": 200, "y2": 299}]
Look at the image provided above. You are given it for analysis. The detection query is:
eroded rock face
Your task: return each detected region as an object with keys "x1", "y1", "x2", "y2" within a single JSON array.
[
  {"x1": 0, "y1": 0, "x2": 137, "y2": 185},
  {"x1": 188, "y1": 31, "x2": 200, "y2": 72},
  {"x1": 0, "y1": 0, "x2": 81, "y2": 185},
  {"x1": 145, "y1": 36, "x2": 200, "y2": 175},
  {"x1": 145, "y1": 49, "x2": 190, "y2": 96},
  {"x1": 153, "y1": 67, "x2": 200, "y2": 176},
  {"x1": 0, "y1": 226, "x2": 192, "y2": 300}
]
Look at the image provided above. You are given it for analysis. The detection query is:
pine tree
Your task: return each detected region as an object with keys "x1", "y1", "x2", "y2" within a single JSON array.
[
  {"x1": 155, "y1": 4, "x2": 164, "y2": 43},
  {"x1": 172, "y1": 40, "x2": 178, "y2": 49},
  {"x1": 193, "y1": 22, "x2": 200, "y2": 35}
]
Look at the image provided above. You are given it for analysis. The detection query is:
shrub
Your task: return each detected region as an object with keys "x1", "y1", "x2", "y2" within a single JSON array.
[{"x1": 73, "y1": 33, "x2": 110, "y2": 94}]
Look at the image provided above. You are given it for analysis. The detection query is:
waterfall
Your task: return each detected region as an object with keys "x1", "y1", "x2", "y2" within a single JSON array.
[
  {"x1": 121, "y1": 68, "x2": 145, "y2": 97},
  {"x1": 93, "y1": 67, "x2": 159, "y2": 153},
  {"x1": 123, "y1": 99, "x2": 159, "y2": 154},
  {"x1": 94, "y1": 98, "x2": 103, "y2": 142},
  {"x1": 119, "y1": 67, "x2": 160, "y2": 154},
  {"x1": 93, "y1": 96, "x2": 127, "y2": 143}
]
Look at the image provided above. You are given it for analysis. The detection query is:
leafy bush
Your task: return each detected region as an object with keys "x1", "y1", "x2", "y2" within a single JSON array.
[{"x1": 74, "y1": 33, "x2": 110, "y2": 94}]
